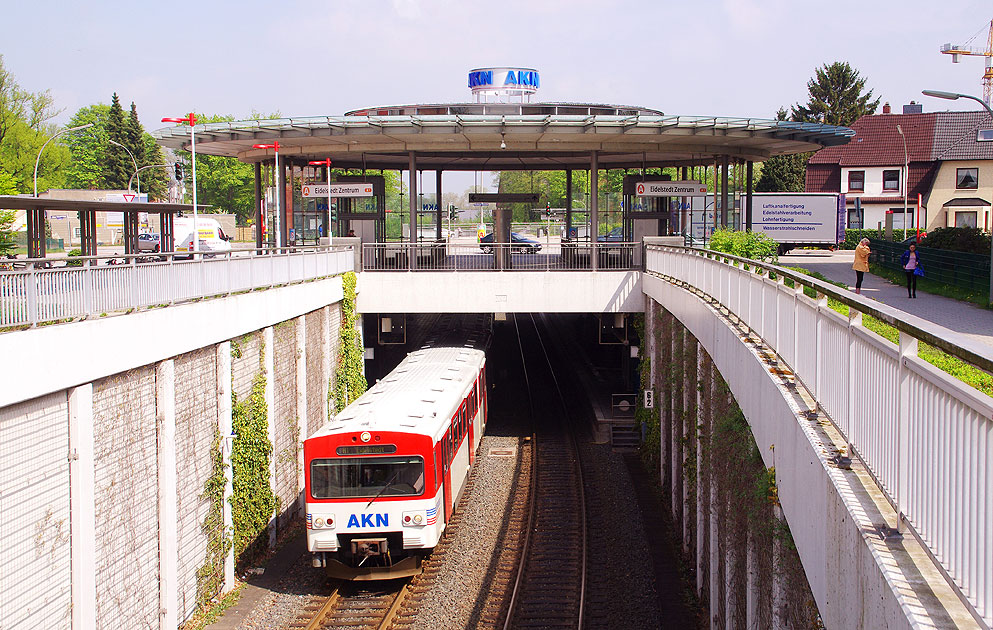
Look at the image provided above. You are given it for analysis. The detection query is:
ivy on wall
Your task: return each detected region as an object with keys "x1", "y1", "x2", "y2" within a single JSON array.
[
  {"x1": 633, "y1": 311, "x2": 661, "y2": 471},
  {"x1": 196, "y1": 429, "x2": 231, "y2": 608},
  {"x1": 330, "y1": 272, "x2": 366, "y2": 415},
  {"x1": 230, "y1": 350, "x2": 277, "y2": 560}
]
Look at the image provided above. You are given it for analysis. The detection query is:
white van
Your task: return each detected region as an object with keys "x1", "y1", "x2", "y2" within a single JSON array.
[{"x1": 172, "y1": 217, "x2": 232, "y2": 256}]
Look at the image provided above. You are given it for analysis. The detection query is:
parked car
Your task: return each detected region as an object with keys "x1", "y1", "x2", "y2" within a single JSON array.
[
  {"x1": 137, "y1": 233, "x2": 161, "y2": 252},
  {"x1": 479, "y1": 232, "x2": 542, "y2": 254},
  {"x1": 598, "y1": 227, "x2": 624, "y2": 242}
]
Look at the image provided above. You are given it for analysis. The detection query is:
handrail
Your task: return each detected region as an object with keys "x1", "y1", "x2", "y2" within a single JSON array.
[
  {"x1": 668, "y1": 245, "x2": 993, "y2": 374},
  {"x1": 0, "y1": 245, "x2": 355, "y2": 329}
]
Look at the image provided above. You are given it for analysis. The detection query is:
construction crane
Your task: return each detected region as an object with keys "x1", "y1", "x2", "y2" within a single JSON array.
[{"x1": 940, "y1": 19, "x2": 993, "y2": 105}]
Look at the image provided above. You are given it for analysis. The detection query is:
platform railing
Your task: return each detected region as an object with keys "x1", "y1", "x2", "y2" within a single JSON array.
[
  {"x1": 645, "y1": 243, "x2": 992, "y2": 627},
  {"x1": 0, "y1": 246, "x2": 355, "y2": 329},
  {"x1": 361, "y1": 241, "x2": 639, "y2": 272}
]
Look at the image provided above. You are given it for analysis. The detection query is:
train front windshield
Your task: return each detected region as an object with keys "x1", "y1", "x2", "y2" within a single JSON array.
[{"x1": 311, "y1": 456, "x2": 425, "y2": 499}]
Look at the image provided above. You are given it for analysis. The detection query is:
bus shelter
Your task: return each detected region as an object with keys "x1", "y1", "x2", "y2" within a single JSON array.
[{"x1": 0, "y1": 196, "x2": 199, "y2": 258}]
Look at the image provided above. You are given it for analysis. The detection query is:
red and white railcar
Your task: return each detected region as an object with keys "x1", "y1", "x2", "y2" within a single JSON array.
[{"x1": 304, "y1": 319, "x2": 489, "y2": 579}]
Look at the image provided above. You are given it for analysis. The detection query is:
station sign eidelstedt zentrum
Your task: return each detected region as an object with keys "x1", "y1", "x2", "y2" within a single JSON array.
[
  {"x1": 301, "y1": 183, "x2": 374, "y2": 198},
  {"x1": 636, "y1": 181, "x2": 709, "y2": 197}
]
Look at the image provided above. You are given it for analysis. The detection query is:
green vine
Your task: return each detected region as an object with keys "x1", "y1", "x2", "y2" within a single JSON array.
[
  {"x1": 231, "y1": 350, "x2": 277, "y2": 560},
  {"x1": 634, "y1": 311, "x2": 661, "y2": 470},
  {"x1": 195, "y1": 428, "x2": 231, "y2": 609},
  {"x1": 330, "y1": 271, "x2": 367, "y2": 415}
]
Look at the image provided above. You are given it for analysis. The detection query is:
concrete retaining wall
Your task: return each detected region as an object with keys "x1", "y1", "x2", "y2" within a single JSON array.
[{"x1": 0, "y1": 277, "x2": 348, "y2": 630}]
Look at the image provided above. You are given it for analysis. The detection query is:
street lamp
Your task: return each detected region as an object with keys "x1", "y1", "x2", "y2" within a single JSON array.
[
  {"x1": 254, "y1": 141, "x2": 281, "y2": 248},
  {"x1": 309, "y1": 158, "x2": 333, "y2": 246},
  {"x1": 34, "y1": 122, "x2": 95, "y2": 197},
  {"x1": 923, "y1": 89, "x2": 993, "y2": 303},
  {"x1": 896, "y1": 125, "x2": 908, "y2": 240},
  {"x1": 162, "y1": 113, "x2": 199, "y2": 253},
  {"x1": 108, "y1": 139, "x2": 140, "y2": 197}
]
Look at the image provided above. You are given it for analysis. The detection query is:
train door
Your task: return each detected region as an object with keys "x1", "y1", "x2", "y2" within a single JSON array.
[{"x1": 441, "y1": 431, "x2": 453, "y2": 523}]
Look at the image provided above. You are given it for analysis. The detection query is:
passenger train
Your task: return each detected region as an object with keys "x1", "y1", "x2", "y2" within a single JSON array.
[{"x1": 304, "y1": 314, "x2": 491, "y2": 579}]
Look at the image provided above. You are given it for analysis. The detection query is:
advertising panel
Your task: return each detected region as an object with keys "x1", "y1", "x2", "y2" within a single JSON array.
[{"x1": 750, "y1": 193, "x2": 843, "y2": 244}]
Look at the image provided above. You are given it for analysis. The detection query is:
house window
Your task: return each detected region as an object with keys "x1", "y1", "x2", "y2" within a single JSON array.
[
  {"x1": 883, "y1": 170, "x2": 900, "y2": 191},
  {"x1": 847, "y1": 208, "x2": 863, "y2": 229},
  {"x1": 956, "y1": 168, "x2": 979, "y2": 189},
  {"x1": 890, "y1": 208, "x2": 914, "y2": 229},
  {"x1": 955, "y1": 211, "x2": 978, "y2": 228},
  {"x1": 848, "y1": 171, "x2": 865, "y2": 191}
]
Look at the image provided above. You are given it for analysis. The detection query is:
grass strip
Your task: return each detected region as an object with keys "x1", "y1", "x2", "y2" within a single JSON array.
[
  {"x1": 868, "y1": 263, "x2": 990, "y2": 308},
  {"x1": 782, "y1": 266, "x2": 993, "y2": 398}
]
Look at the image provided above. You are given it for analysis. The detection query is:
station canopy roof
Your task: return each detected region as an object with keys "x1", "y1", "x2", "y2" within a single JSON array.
[{"x1": 152, "y1": 102, "x2": 854, "y2": 171}]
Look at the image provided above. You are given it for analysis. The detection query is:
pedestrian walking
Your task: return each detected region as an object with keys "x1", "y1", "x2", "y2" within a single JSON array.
[
  {"x1": 852, "y1": 238, "x2": 870, "y2": 294},
  {"x1": 900, "y1": 243, "x2": 923, "y2": 298}
]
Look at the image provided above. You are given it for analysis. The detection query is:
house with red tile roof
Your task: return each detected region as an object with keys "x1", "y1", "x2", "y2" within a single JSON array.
[{"x1": 806, "y1": 103, "x2": 993, "y2": 232}]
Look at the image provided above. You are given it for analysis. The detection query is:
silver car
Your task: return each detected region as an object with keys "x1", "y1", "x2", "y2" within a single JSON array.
[{"x1": 137, "y1": 233, "x2": 161, "y2": 252}]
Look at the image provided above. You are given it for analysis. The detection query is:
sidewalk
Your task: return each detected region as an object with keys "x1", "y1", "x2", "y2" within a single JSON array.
[{"x1": 778, "y1": 250, "x2": 993, "y2": 350}]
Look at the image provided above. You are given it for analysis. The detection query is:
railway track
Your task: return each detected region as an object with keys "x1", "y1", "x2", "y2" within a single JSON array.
[
  {"x1": 292, "y1": 579, "x2": 407, "y2": 630},
  {"x1": 504, "y1": 313, "x2": 589, "y2": 629}
]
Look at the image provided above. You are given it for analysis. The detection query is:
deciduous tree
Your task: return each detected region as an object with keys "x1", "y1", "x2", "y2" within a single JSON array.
[{"x1": 0, "y1": 54, "x2": 63, "y2": 194}]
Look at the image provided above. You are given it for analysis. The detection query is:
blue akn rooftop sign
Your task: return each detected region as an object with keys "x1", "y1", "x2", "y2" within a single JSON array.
[{"x1": 468, "y1": 67, "x2": 540, "y2": 93}]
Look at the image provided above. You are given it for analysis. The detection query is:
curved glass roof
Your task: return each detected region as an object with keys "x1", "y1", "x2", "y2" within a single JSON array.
[{"x1": 152, "y1": 103, "x2": 853, "y2": 170}]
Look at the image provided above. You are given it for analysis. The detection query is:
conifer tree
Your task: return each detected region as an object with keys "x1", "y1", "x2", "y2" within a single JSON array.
[
  {"x1": 102, "y1": 93, "x2": 130, "y2": 189},
  {"x1": 791, "y1": 61, "x2": 880, "y2": 127}
]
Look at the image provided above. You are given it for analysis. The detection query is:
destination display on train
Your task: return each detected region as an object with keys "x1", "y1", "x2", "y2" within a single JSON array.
[
  {"x1": 301, "y1": 183, "x2": 374, "y2": 198},
  {"x1": 635, "y1": 181, "x2": 708, "y2": 197}
]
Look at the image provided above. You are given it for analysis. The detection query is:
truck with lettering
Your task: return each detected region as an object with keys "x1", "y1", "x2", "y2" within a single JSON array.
[{"x1": 750, "y1": 193, "x2": 846, "y2": 255}]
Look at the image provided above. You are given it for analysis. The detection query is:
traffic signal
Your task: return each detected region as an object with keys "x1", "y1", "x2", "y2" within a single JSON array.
[
  {"x1": 174, "y1": 162, "x2": 184, "y2": 181},
  {"x1": 448, "y1": 204, "x2": 459, "y2": 221}
]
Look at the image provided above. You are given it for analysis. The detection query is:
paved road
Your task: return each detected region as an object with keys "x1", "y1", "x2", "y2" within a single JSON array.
[{"x1": 779, "y1": 250, "x2": 993, "y2": 350}]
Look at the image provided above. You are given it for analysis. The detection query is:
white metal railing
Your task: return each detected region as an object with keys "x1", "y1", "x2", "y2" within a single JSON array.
[
  {"x1": 361, "y1": 241, "x2": 638, "y2": 272},
  {"x1": 0, "y1": 247, "x2": 355, "y2": 329},
  {"x1": 646, "y1": 244, "x2": 992, "y2": 628}
]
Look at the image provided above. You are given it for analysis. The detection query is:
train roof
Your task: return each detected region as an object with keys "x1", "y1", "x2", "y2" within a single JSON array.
[{"x1": 309, "y1": 314, "x2": 490, "y2": 443}]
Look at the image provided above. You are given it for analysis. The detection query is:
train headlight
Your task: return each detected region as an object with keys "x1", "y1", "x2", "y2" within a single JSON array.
[
  {"x1": 360, "y1": 431, "x2": 371, "y2": 443},
  {"x1": 315, "y1": 518, "x2": 325, "y2": 528},
  {"x1": 413, "y1": 514, "x2": 423, "y2": 525},
  {"x1": 402, "y1": 510, "x2": 427, "y2": 527}
]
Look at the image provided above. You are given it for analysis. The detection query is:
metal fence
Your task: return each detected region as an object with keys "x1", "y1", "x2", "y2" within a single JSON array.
[
  {"x1": 869, "y1": 238, "x2": 990, "y2": 296},
  {"x1": 646, "y1": 244, "x2": 992, "y2": 627},
  {"x1": 361, "y1": 241, "x2": 638, "y2": 272},
  {"x1": 0, "y1": 247, "x2": 355, "y2": 329}
]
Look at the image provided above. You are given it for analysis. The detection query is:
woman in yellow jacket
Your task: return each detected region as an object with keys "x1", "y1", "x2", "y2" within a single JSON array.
[{"x1": 852, "y1": 238, "x2": 870, "y2": 294}]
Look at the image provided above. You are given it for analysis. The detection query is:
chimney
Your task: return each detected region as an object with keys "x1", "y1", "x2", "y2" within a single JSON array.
[
  {"x1": 903, "y1": 101, "x2": 923, "y2": 114},
  {"x1": 883, "y1": 102, "x2": 891, "y2": 114}
]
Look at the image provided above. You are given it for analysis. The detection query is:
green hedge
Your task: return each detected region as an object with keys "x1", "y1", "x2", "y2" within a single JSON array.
[{"x1": 839, "y1": 228, "x2": 904, "y2": 249}]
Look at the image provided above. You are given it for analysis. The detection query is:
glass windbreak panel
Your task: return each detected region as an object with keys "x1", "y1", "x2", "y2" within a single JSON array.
[{"x1": 311, "y1": 456, "x2": 424, "y2": 499}]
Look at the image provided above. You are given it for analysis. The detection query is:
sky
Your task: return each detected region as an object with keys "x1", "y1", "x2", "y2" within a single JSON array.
[{"x1": 3, "y1": 0, "x2": 992, "y2": 192}]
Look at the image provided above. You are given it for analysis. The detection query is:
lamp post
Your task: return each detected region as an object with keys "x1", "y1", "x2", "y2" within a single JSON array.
[
  {"x1": 108, "y1": 139, "x2": 140, "y2": 197},
  {"x1": 161, "y1": 114, "x2": 198, "y2": 253},
  {"x1": 309, "y1": 158, "x2": 333, "y2": 246},
  {"x1": 923, "y1": 89, "x2": 993, "y2": 304},
  {"x1": 896, "y1": 124, "x2": 908, "y2": 240},
  {"x1": 34, "y1": 122, "x2": 95, "y2": 197},
  {"x1": 254, "y1": 142, "x2": 281, "y2": 248}
]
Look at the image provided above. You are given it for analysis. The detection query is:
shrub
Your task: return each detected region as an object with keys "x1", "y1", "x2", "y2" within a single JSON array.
[
  {"x1": 66, "y1": 249, "x2": 84, "y2": 267},
  {"x1": 915, "y1": 227, "x2": 990, "y2": 254},
  {"x1": 708, "y1": 228, "x2": 779, "y2": 262}
]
